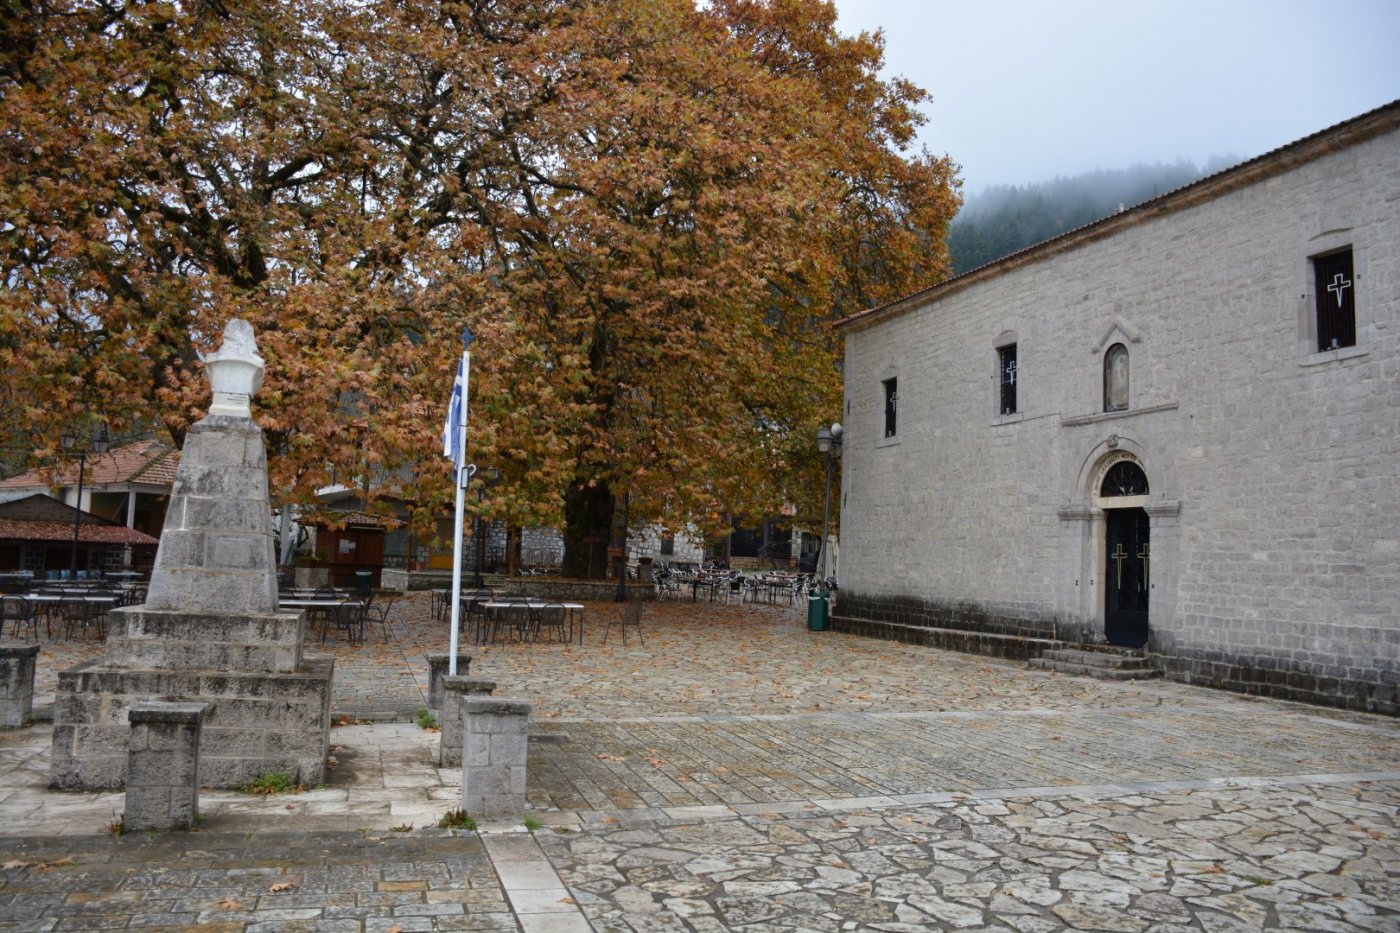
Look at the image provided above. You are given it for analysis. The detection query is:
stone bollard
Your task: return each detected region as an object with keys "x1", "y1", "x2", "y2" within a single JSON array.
[
  {"x1": 125, "y1": 701, "x2": 211, "y2": 832},
  {"x1": 425, "y1": 653, "x2": 473, "y2": 711},
  {"x1": 0, "y1": 644, "x2": 40, "y2": 728},
  {"x1": 461, "y1": 697, "x2": 530, "y2": 821},
  {"x1": 438, "y1": 677, "x2": 496, "y2": 768}
]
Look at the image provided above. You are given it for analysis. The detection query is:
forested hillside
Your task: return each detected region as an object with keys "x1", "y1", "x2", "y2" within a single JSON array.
[{"x1": 948, "y1": 158, "x2": 1237, "y2": 274}]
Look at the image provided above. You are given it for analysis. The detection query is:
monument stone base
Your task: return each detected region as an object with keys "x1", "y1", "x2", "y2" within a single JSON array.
[{"x1": 50, "y1": 655, "x2": 333, "y2": 790}]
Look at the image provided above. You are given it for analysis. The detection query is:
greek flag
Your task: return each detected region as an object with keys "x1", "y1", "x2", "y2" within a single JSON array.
[{"x1": 441, "y1": 356, "x2": 465, "y2": 467}]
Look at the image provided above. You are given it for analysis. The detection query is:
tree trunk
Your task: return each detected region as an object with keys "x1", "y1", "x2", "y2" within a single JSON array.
[{"x1": 561, "y1": 479, "x2": 615, "y2": 579}]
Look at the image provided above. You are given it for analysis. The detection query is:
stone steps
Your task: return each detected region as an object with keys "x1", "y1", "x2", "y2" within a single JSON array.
[
  {"x1": 1028, "y1": 646, "x2": 1162, "y2": 681},
  {"x1": 829, "y1": 615, "x2": 1064, "y2": 662}
]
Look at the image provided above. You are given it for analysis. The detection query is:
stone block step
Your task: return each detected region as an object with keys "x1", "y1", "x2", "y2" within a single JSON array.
[
  {"x1": 829, "y1": 615, "x2": 1064, "y2": 662},
  {"x1": 1037, "y1": 647, "x2": 1155, "y2": 669},
  {"x1": 1027, "y1": 658, "x2": 1162, "y2": 681}
]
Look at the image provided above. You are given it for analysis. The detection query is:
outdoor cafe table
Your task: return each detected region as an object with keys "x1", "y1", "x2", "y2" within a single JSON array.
[
  {"x1": 22, "y1": 592, "x2": 122, "y2": 639},
  {"x1": 755, "y1": 576, "x2": 801, "y2": 604},
  {"x1": 278, "y1": 597, "x2": 365, "y2": 644},
  {"x1": 677, "y1": 575, "x2": 726, "y2": 602},
  {"x1": 22, "y1": 593, "x2": 121, "y2": 606},
  {"x1": 480, "y1": 600, "x2": 585, "y2": 645}
]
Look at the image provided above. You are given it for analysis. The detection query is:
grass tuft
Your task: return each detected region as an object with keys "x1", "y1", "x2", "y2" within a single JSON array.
[
  {"x1": 242, "y1": 771, "x2": 300, "y2": 795},
  {"x1": 437, "y1": 808, "x2": 477, "y2": 830}
]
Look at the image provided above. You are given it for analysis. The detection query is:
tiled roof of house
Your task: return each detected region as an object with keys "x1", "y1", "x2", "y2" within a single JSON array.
[
  {"x1": 300, "y1": 509, "x2": 400, "y2": 530},
  {"x1": 0, "y1": 518, "x2": 158, "y2": 546},
  {"x1": 0, "y1": 439, "x2": 179, "y2": 490}
]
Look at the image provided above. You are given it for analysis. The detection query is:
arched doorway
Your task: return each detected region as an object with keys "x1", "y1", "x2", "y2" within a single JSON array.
[{"x1": 1099, "y1": 460, "x2": 1150, "y2": 647}]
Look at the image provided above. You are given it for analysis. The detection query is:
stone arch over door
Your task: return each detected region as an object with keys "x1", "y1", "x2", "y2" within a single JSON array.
[{"x1": 1056, "y1": 435, "x2": 1180, "y2": 648}]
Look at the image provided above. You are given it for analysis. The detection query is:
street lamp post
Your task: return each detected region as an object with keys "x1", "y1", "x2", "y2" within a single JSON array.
[
  {"x1": 61, "y1": 423, "x2": 110, "y2": 578},
  {"x1": 815, "y1": 422, "x2": 842, "y2": 593},
  {"x1": 470, "y1": 466, "x2": 500, "y2": 588}
]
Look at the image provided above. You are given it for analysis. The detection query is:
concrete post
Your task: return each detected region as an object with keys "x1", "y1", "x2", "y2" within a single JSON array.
[
  {"x1": 438, "y1": 676, "x2": 496, "y2": 768},
  {"x1": 461, "y1": 697, "x2": 530, "y2": 821},
  {"x1": 426, "y1": 653, "x2": 473, "y2": 710},
  {"x1": 125, "y1": 701, "x2": 211, "y2": 832},
  {"x1": 0, "y1": 644, "x2": 40, "y2": 728}
]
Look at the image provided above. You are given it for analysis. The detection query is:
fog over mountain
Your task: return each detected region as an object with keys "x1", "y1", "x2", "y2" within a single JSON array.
[{"x1": 948, "y1": 157, "x2": 1240, "y2": 275}]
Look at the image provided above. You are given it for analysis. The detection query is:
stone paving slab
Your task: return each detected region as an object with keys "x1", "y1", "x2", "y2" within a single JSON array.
[
  {"x1": 525, "y1": 703, "x2": 1400, "y2": 813},
  {"x1": 0, "y1": 830, "x2": 518, "y2": 932},
  {"x1": 537, "y1": 779, "x2": 1400, "y2": 932}
]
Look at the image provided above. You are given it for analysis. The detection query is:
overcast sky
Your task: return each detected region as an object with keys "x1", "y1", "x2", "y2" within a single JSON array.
[{"x1": 832, "y1": 0, "x2": 1400, "y2": 197}]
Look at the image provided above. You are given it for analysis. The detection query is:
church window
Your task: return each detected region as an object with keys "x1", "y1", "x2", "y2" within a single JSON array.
[
  {"x1": 999, "y1": 344, "x2": 1018, "y2": 414},
  {"x1": 1103, "y1": 343, "x2": 1129, "y2": 412},
  {"x1": 1313, "y1": 247, "x2": 1356, "y2": 351},
  {"x1": 1100, "y1": 460, "x2": 1149, "y2": 497},
  {"x1": 659, "y1": 534, "x2": 675, "y2": 556},
  {"x1": 882, "y1": 378, "x2": 898, "y2": 438}
]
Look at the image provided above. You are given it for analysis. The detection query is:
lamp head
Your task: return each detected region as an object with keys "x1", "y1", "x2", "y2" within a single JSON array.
[
  {"x1": 816, "y1": 425, "x2": 832, "y2": 454},
  {"x1": 92, "y1": 424, "x2": 110, "y2": 454}
]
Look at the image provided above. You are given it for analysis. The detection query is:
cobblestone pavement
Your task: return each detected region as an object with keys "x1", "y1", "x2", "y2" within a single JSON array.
[
  {"x1": 4, "y1": 592, "x2": 1399, "y2": 930},
  {"x1": 0, "y1": 830, "x2": 517, "y2": 932},
  {"x1": 537, "y1": 779, "x2": 1400, "y2": 932}
]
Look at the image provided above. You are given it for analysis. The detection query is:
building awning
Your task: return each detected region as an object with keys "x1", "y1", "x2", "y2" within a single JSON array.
[
  {"x1": 299, "y1": 510, "x2": 398, "y2": 531},
  {"x1": 0, "y1": 519, "x2": 159, "y2": 546}
]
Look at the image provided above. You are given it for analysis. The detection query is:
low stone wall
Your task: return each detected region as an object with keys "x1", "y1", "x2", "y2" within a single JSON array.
[{"x1": 382, "y1": 570, "x2": 654, "y2": 601}]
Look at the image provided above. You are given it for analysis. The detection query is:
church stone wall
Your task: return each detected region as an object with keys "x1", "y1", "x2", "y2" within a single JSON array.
[{"x1": 839, "y1": 118, "x2": 1399, "y2": 713}]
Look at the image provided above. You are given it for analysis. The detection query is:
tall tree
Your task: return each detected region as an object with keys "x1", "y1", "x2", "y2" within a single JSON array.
[{"x1": 1, "y1": 0, "x2": 958, "y2": 565}]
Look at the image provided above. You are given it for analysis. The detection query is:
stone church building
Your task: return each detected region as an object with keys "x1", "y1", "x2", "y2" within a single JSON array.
[{"x1": 833, "y1": 101, "x2": 1399, "y2": 714}]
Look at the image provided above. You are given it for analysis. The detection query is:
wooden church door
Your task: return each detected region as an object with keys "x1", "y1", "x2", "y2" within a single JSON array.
[{"x1": 1105, "y1": 507, "x2": 1149, "y2": 648}]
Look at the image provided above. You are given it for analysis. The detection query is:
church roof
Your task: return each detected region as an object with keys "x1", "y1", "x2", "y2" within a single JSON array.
[{"x1": 837, "y1": 98, "x2": 1400, "y2": 333}]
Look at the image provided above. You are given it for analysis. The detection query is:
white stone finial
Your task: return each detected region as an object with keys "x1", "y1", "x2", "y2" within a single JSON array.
[{"x1": 205, "y1": 319, "x2": 265, "y2": 418}]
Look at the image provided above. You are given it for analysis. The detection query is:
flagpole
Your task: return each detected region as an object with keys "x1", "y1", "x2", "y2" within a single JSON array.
[{"x1": 447, "y1": 329, "x2": 473, "y2": 677}]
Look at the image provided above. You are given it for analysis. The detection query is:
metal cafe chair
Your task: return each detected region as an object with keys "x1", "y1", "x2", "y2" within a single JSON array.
[
  {"x1": 603, "y1": 601, "x2": 644, "y2": 645},
  {"x1": 323, "y1": 599, "x2": 364, "y2": 646},
  {"x1": 58, "y1": 596, "x2": 101, "y2": 640},
  {"x1": 532, "y1": 603, "x2": 568, "y2": 643},
  {"x1": 365, "y1": 590, "x2": 400, "y2": 643},
  {"x1": 488, "y1": 602, "x2": 533, "y2": 643},
  {"x1": 2, "y1": 595, "x2": 41, "y2": 641}
]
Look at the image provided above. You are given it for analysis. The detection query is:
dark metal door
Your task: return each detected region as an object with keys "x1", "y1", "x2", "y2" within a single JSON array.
[{"x1": 1105, "y1": 508, "x2": 1149, "y2": 648}]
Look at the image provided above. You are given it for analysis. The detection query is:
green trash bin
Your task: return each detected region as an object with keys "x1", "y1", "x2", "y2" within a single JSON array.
[
  {"x1": 354, "y1": 570, "x2": 373, "y2": 598},
  {"x1": 807, "y1": 590, "x2": 829, "y2": 631}
]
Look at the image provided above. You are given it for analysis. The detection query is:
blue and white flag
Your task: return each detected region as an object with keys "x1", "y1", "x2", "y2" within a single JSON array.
[{"x1": 441, "y1": 356, "x2": 465, "y2": 467}]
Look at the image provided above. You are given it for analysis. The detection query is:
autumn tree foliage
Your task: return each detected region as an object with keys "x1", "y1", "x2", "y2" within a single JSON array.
[{"x1": 1, "y1": 0, "x2": 958, "y2": 570}]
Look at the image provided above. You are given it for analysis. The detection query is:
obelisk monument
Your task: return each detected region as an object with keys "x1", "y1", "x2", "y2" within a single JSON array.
[{"x1": 51, "y1": 320, "x2": 334, "y2": 789}]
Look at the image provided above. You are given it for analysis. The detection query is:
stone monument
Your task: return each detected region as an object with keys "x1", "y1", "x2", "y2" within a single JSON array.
[{"x1": 50, "y1": 320, "x2": 335, "y2": 789}]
